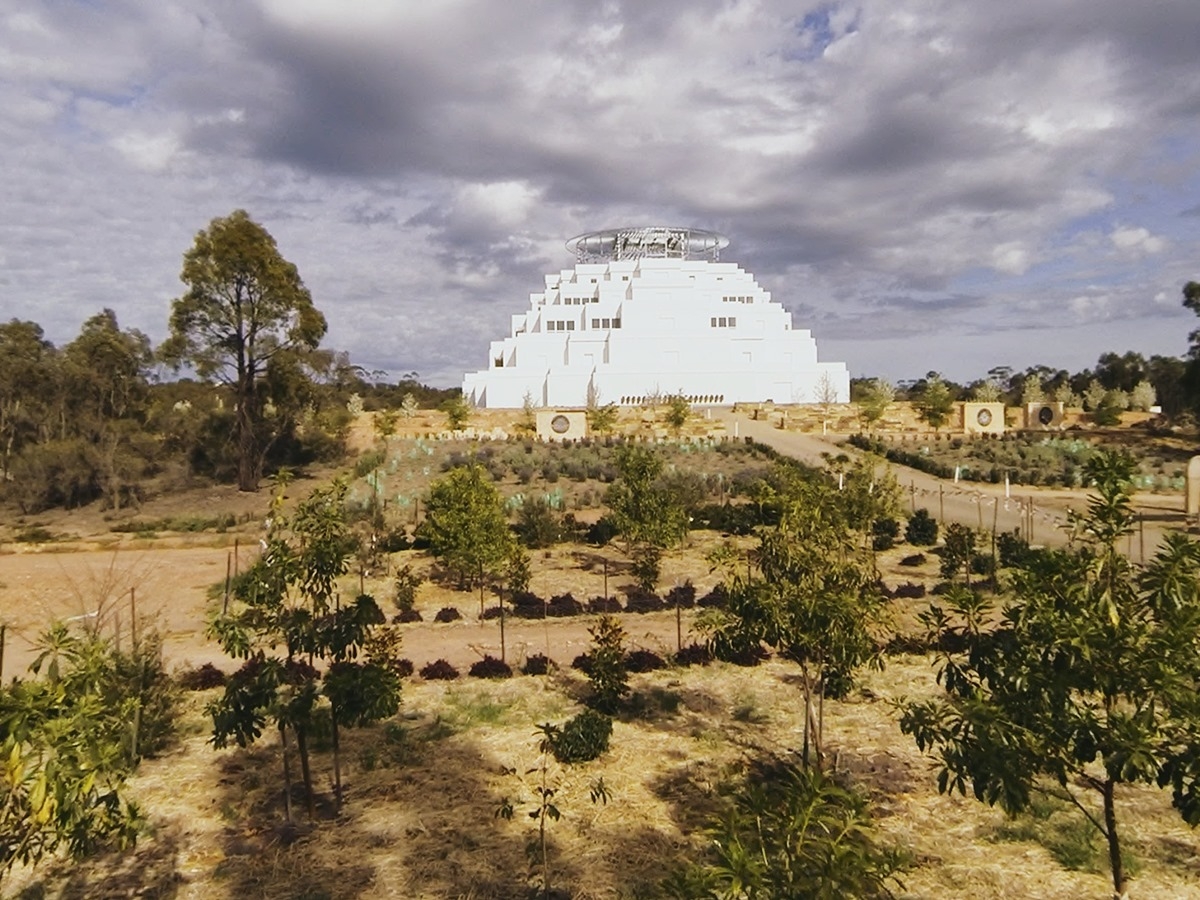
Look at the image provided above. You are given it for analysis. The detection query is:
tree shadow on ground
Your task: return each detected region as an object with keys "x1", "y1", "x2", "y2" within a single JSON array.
[
  {"x1": 209, "y1": 716, "x2": 580, "y2": 900},
  {"x1": 12, "y1": 823, "x2": 185, "y2": 900}
]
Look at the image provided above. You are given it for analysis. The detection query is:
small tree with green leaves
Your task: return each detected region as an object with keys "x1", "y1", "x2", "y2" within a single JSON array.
[
  {"x1": 900, "y1": 451, "x2": 1200, "y2": 900},
  {"x1": 605, "y1": 445, "x2": 689, "y2": 592},
  {"x1": 586, "y1": 392, "x2": 619, "y2": 435},
  {"x1": 701, "y1": 465, "x2": 888, "y2": 768},
  {"x1": 665, "y1": 393, "x2": 691, "y2": 434},
  {"x1": 208, "y1": 477, "x2": 398, "y2": 819},
  {"x1": 586, "y1": 615, "x2": 628, "y2": 714},
  {"x1": 441, "y1": 394, "x2": 471, "y2": 430},
  {"x1": 419, "y1": 464, "x2": 514, "y2": 596},
  {"x1": 914, "y1": 375, "x2": 956, "y2": 432},
  {"x1": 858, "y1": 378, "x2": 896, "y2": 431}
]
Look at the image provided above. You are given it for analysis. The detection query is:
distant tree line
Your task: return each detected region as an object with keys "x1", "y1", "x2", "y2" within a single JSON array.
[{"x1": 0, "y1": 210, "x2": 459, "y2": 513}]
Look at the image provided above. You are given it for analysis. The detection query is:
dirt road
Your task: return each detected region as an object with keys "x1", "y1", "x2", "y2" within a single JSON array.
[{"x1": 715, "y1": 408, "x2": 1187, "y2": 556}]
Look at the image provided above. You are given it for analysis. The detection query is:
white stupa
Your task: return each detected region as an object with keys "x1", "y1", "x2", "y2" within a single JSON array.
[{"x1": 461, "y1": 226, "x2": 849, "y2": 409}]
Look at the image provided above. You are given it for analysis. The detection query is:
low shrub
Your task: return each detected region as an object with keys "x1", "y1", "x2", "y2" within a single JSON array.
[
  {"x1": 393, "y1": 609, "x2": 423, "y2": 624},
  {"x1": 571, "y1": 653, "x2": 594, "y2": 675},
  {"x1": 434, "y1": 607, "x2": 462, "y2": 623},
  {"x1": 905, "y1": 508, "x2": 939, "y2": 546},
  {"x1": 892, "y1": 582, "x2": 927, "y2": 599},
  {"x1": 625, "y1": 590, "x2": 665, "y2": 614},
  {"x1": 625, "y1": 648, "x2": 667, "y2": 673},
  {"x1": 547, "y1": 593, "x2": 584, "y2": 617},
  {"x1": 468, "y1": 655, "x2": 513, "y2": 679},
  {"x1": 872, "y1": 517, "x2": 900, "y2": 551},
  {"x1": 419, "y1": 659, "x2": 460, "y2": 680},
  {"x1": 586, "y1": 516, "x2": 620, "y2": 546},
  {"x1": 551, "y1": 709, "x2": 612, "y2": 764},
  {"x1": 675, "y1": 642, "x2": 713, "y2": 667},
  {"x1": 480, "y1": 605, "x2": 504, "y2": 620},
  {"x1": 176, "y1": 663, "x2": 227, "y2": 691},
  {"x1": 395, "y1": 659, "x2": 415, "y2": 677},
  {"x1": 898, "y1": 553, "x2": 926, "y2": 567},
  {"x1": 666, "y1": 583, "x2": 696, "y2": 609},
  {"x1": 522, "y1": 654, "x2": 554, "y2": 676},
  {"x1": 587, "y1": 595, "x2": 623, "y2": 614},
  {"x1": 697, "y1": 584, "x2": 729, "y2": 609}
]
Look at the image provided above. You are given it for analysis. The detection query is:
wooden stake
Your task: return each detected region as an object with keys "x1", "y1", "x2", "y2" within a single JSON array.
[
  {"x1": 130, "y1": 587, "x2": 138, "y2": 648},
  {"x1": 0, "y1": 624, "x2": 6, "y2": 683},
  {"x1": 1140, "y1": 515, "x2": 1146, "y2": 564},
  {"x1": 939, "y1": 484, "x2": 945, "y2": 521},
  {"x1": 223, "y1": 551, "x2": 232, "y2": 616}
]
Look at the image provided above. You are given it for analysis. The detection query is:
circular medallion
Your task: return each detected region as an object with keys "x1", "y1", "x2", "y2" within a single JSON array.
[
  {"x1": 551, "y1": 414, "x2": 571, "y2": 434},
  {"x1": 976, "y1": 408, "x2": 993, "y2": 426},
  {"x1": 1038, "y1": 405, "x2": 1054, "y2": 425}
]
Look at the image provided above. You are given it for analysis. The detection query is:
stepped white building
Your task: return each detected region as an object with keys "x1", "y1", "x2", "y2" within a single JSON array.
[{"x1": 462, "y1": 226, "x2": 849, "y2": 409}]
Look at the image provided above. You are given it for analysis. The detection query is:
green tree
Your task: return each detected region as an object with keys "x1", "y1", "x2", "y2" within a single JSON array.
[
  {"x1": 441, "y1": 394, "x2": 471, "y2": 430},
  {"x1": 605, "y1": 445, "x2": 689, "y2": 591},
  {"x1": 420, "y1": 464, "x2": 514, "y2": 595},
  {"x1": 914, "y1": 374, "x2": 955, "y2": 431},
  {"x1": 900, "y1": 451, "x2": 1200, "y2": 899},
  {"x1": 0, "y1": 320, "x2": 56, "y2": 479},
  {"x1": 665, "y1": 393, "x2": 691, "y2": 434},
  {"x1": 857, "y1": 378, "x2": 895, "y2": 432},
  {"x1": 163, "y1": 209, "x2": 327, "y2": 491},
  {"x1": 702, "y1": 465, "x2": 887, "y2": 768},
  {"x1": 208, "y1": 478, "x2": 397, "y2": 820},
  {"x1": 586, "y1": 384, "x2": 619, "y2": 435}
]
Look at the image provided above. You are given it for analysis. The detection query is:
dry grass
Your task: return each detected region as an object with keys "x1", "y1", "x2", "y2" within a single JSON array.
[{"x1": 10, "y1": 648, "x2": 1200, "y2": 900}]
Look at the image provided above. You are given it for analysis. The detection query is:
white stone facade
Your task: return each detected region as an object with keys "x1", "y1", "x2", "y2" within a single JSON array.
[{"x1": 462, "y1": 252, "x2": 849, "y2": 409}]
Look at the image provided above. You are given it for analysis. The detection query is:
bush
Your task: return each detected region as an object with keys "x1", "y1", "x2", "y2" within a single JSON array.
[
  {"x1": 997, "y1": 529, "x2": 1032, "y2": 567},
  {"x1": 697, "y1": 584, "x2": 730, "y2": 609},
  {"x1": 664, "y1": 760, "x2": 907, "y2": 897},
  {"x1": 176, "y1": 662, "x2": 227, "y2": 691},
  {"x1": 516, "y1": 497, "x2": 563, "y2": 548},
  {"x1": 675, "y1": 642, "x2": 713, "y2": 666},
  {"x1": 892, "y1": 582, "x2": 927, "y2": 599},
  {"x1": 550, "y1": 709, "x2": 613, "y2": 764},
  {"x1": 522, "y1": 654, "x2": 554, "y2": 676},
  {"x1": 547, "y1": 593, "x2": 584, "y2": 617},
  {"x1": 419, "y1": 659, "x2": 460, "y2": 680},
  {"x1": 433, "y1": 606, "x2": 462, "y2": 623},
  {"x1": 377, "y1": 526, "x2": 410, "y2": 553},
  {"x1": 395, "y1": 659, "x2": 415, "y2": 677},
  {"x1": 872, "y1": 517, "x2": 900, "y2": 551},
  {"x1": 905, "y1": 508, "x2": 939, "y2": 546},
  {"x1": 571, "y1": 653, "x2": 594, "y2": 675},
  {"x1": 625, "y1": 590, "x2": 665, "y2": 614},
  {"x1": 393, "y1": 609, "x2": 423, "y2": 623},
  {"x1": 898, "y1": 553, "x2": 926, "y2": 567},
  {"x1": 586, "y1": 516, "x2": 620, "y2": 546},
  {"x1": 480, "y1": 605, "x2": 504, "y2": 620},
  {"x1": 625, "y1": 648, "x2": 667, "y2": 673},
  {"x1": 468, "y1": 655, "x2": 513, "y2": 679},
  {"x1": 666, "y1": 582, "x2": 697, "y2": 609},
  {"x1": 587, "y1": 595, "x2": 623, "y2": 614}
]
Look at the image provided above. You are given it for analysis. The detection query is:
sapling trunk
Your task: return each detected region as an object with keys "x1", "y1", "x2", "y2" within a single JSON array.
[
  {"x1": 1103, "y1": 779, "x2": 1127, "y2": 899},
  {"x1": 281, "y1": 724, "x2": 293, "y2": 823},
  {"x1": 296, "y1": 726, "x2": 315, "y2": 820},
  {"x1": 499, "y1": 596, "x2": 506, "y2": 664},
  {"x1": 332, "y1": 713, "x2": 343, "y2": 813}
]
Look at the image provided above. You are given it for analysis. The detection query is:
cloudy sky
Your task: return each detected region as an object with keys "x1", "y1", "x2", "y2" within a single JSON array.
[{"x1": 3, "y1": 0, "x2": 1199, "y2": 388}]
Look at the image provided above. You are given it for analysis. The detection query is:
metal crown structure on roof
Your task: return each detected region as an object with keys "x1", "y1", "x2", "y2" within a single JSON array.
[{"x1": 566, "y1": 226, "x2": 729, "y2": 263}]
